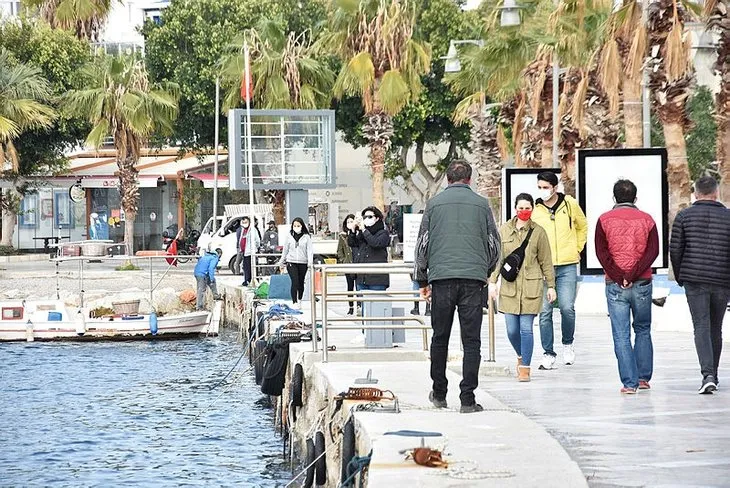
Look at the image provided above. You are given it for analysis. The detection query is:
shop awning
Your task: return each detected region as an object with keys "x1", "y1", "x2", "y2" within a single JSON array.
[{"x1": 189, "y1": 173, "x2": 230, "y2": 189}]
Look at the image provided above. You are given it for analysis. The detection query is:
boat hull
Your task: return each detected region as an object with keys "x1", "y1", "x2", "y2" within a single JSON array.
[{"x1": 0, "y1": 300, "x2": 217, "y2": 342}]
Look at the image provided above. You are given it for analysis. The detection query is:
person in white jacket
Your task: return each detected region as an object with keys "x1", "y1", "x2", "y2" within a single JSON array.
[
  {"x1": 235, "y1": 216, "x2": 261, "y2": 286},
  {"x1": 278, "y1": 217, "x2": 313, "y2": 309}
]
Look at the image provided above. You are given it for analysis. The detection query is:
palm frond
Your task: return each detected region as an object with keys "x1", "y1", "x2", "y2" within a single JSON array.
[
  {"x1": 333, "y1": 51, "x2": 375, "y2": 108},
  {"x1": 377, "y1": 70, "x2": 410, "y2": 115}
]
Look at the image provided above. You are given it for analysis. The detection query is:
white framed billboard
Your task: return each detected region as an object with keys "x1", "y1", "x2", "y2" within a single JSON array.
[
  {"x1": 502, "y1": 168, "x2": 562, "y2": 223},
  {"x1": 402, "y1": 213, "x2": 423, "y2": 262},
  {"x1": 577, "y1": 148, "x2": 669, "y2": 275}
]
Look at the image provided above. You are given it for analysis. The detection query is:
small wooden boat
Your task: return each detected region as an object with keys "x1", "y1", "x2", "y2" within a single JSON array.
[{"x1": 0, "y1": 299, "x2": 220, "y2": 342}]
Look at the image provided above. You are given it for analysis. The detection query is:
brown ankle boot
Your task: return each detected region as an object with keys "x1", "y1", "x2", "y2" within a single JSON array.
[{"x1": 518, "y1": 365, "x2": 531, "y2": 382}]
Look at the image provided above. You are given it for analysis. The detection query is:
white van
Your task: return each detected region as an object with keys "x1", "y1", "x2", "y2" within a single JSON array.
[{"x1": 198, "y1": 215, "x2": 339, "y2": 274}]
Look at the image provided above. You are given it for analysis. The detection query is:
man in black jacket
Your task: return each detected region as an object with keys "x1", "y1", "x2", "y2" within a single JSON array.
[
  {"x1": 414, "y1": 160, "x2": 501, "y2": 413},
  {"x1": 670, "y1": 176, "x2": 730, "y2": 394}
]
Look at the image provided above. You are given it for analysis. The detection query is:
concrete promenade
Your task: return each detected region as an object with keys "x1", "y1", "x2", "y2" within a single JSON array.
[{"x1": 219, "y1": 269, "x2": 730, "y2": 487}]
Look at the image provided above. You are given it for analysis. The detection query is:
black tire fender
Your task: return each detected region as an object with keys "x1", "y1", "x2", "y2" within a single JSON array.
[
  {"x1": 315, "y1": 431, "x2": 327, "y2": 486},
  {"x1": 340, "y1": 418, "x2": 356, "y2": 485},
  {"x1": 291, "y1": 363, "x2": 304, "y2": 408},
  {"x1": 303, "y1": 438, "x2": 315, "y2": 488},
  {"x1": 253, "y1": 339, "x2": 266, "y2": 385}
]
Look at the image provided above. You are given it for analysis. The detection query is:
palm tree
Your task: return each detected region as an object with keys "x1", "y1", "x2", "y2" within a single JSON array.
[
  {"x1": 321, "y1": 0, "x2": 431, "y2": 210},
  {"x1": 647, "y1": 0, "x2": 695, "y2": 223},
  {"x1": 22, "y1": 0, "x2": 113, "y2": 41},
  {"x1": 704, "y1": 0, "x2": 730, "y2": 202},
  {"x1": 221, "y1": 19, "x2": 335, "y2": 223},
  {"x1": 64, "y1": 55, "x2": 179, "y2": 254},
  {"x1": 0, "y1": 49, "x2": 55, "y2": 247}
]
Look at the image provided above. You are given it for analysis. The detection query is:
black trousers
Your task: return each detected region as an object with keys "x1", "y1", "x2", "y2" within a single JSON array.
[
  {"x1": 346, "y1": 273, "x2": 356, "y2": 308},
  {"x1": 288, "y1": 263, "x2": 308, "y2": 303},
  {"x1": 430, "y1": 279, "x2": 483, "y2": 406},
  {"x1": 685, "y1": 282, "x2": 729, "y2": 381}
]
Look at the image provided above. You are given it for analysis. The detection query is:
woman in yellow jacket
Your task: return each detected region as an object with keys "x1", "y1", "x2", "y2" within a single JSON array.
[{"x1": 489, "y1": 193, "x2": 557, "y2": 382}]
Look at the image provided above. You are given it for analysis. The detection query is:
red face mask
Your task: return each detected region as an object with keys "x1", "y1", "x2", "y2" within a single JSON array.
[{"x1": 517, "y1": 210, "x2": 532, "y2": 221}]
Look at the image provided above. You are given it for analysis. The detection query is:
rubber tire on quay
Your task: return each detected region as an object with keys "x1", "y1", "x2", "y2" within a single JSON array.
[
  {"x1": 254, "y1": 339, "x2": 267, "y2": 386},
  {"x1": 315, "y1": 431, "x2": 327, "y2": 486},
  {"x1": 228, "y1": 256, "x2": 238, "y2": 275},
  {"x1": 303, "y1": 438, "x2": 315, "y2": 488},
  {"x1": 340, "y1": 418, "x2": 356, "y2": 485},
  {"x1": 291, "y1": 363, "x2": 304, "y2": 408},
  {"x1": 289, "y1": 386, "x2": 297, "y2": 423}
]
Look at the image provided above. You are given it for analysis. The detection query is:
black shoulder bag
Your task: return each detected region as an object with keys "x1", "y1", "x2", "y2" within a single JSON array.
[{"x1": 500, "y1": 228, "x2": 535, "y2": 282}]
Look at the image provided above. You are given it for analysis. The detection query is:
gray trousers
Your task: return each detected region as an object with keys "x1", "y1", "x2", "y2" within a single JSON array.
[{"x1": 196, "y1": 275, "x2": 218, "y2": 310}]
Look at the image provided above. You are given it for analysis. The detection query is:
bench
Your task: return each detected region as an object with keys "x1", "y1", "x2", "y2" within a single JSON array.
[{"x1": 32, "y1": 236, "x2": 70, "y2": 255}]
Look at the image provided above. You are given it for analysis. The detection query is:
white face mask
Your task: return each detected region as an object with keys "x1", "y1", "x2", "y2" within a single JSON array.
[
  {"x1": 363, "y1": 217, "x2": 376, "y2": 227},
  {"x1": 293, "y1": 226, "x2": 302, "y2": 234},
  {"x1": 537, "y1": 189, "x2": 553, "y2": 201},
  {"x1": 242, "y1": 222, "x2": 249, "y2": 228}
]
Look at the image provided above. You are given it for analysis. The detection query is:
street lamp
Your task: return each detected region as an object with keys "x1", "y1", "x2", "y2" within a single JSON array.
[
  {"x1": 442, "y1": 39, "x2": 485, "y2": 74},
  {"x1": 498, "y1": 0, "x2": 522, "y2": 27}
]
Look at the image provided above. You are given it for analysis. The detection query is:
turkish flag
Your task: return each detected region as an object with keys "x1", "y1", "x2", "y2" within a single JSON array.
[
  {"x1": 165, "y1": 239, "x2": 178, "y2": 266},
  {"x1": 240, "y1": 55, "x2": 254, "y2": 102}
]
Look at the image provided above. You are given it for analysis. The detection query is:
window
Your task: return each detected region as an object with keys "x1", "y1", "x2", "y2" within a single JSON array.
[{"x1": 2, "y1": 307, "x2": 23, "y2": 320}]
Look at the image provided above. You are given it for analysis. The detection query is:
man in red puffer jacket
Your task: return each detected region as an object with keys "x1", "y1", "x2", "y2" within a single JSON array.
[{"x1": 595, "y1": 179, "x2": 659, "y2": 395}]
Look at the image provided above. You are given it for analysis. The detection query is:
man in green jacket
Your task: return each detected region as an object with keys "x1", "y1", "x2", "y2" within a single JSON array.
[
  {"x1": 531, "y1": 171, "x2": 588, "y2": 370},
  {"x1": 414, "y1": 160, "x2": 501, "y2": 413}
]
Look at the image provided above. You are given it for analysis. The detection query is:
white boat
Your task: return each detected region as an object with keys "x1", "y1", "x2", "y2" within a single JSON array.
[{"x1": 0, "y1": 299, "x2": 220, "y2": 342}]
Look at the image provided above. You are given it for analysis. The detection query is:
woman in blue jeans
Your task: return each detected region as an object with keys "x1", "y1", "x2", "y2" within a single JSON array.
[{"x1": 489, "y1": 193, "x2": 556, "y2": 382}]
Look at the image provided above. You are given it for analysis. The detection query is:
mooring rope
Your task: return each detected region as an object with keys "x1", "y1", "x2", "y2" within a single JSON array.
[{"x1": 284, "y1": 436, "x2": 342, "y2": 488}]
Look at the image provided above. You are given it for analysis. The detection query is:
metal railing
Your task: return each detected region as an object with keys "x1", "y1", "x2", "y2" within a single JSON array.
[
  {"x1": 310, "y1": 262, "x2": 431, "y2": 362},
  {"x1": 308, "y1": 261, "x2": 498, "y2": 363}
]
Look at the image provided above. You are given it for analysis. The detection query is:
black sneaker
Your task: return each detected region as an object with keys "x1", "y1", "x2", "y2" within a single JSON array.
[
  {"x1": 428, "y1": 391, "x2": 447, "y2": 409},
  {"x1": 410, "y1": 308, "x2": 420, "y2": 315},
  {"x1": 699, "y1": 376, "x2": 718, "y2": 394},
  {"x1": 460, "y1": 403, "x2": 484, "y2": 414}
]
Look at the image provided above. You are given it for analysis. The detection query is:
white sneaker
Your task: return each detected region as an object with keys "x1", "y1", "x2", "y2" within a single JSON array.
[
  {"x1": 563, "y1": 344, "x2": 575, "y2": 365},
  {"x1": 539, "y1": 353, "x2": 557, "y2": 370},
  {"x1": 293, "y1": 302, "x2": 301, "y2": 310}
]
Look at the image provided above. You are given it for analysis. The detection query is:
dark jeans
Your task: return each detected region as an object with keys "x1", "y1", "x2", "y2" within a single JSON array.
[
  {"x1": 684, "y1": 282, "x2": 729, "y2": 381},
  {"x1": 605, "y1": 281, "x2": 653, "y2": 389},
  {"x1": 430, "y1": 279, "x2": 483, "y2": 406},
  {"x1": 287, "y1": 263, "x2": 308, "y2": 303},
  {"x1": 236, "y1": 253, "x2": 252, "y2": 284},
  {"x1": 346, "y1": 273, "x2": 356, "y2": 309}
]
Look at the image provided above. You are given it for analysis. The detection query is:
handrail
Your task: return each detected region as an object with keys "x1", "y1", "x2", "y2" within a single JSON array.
[
  {"x1": 309, "y1": 261, "x2": 498, "y2": 362},
  {"x1": 311, "y1": 262, "x2": 432, "y2": 362}
]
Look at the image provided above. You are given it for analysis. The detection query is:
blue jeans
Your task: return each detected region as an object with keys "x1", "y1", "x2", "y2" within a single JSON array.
[
  {"x1": 605, "y1": 281, "x2": 653, "y2": 389},
  {"x1": 505, "y1": 314, "x2": 536, "y2": 366},
  {"x1": 540, "y1": 264, "x2": 577, "y2": 355}
]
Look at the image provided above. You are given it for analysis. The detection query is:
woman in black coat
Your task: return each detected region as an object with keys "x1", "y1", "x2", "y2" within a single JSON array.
[{"x1": 350, "y1": 206, "x2": 390, "y2": 290}]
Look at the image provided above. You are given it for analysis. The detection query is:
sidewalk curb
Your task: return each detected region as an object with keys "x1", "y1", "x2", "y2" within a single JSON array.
[{"x1": 0, "y1": 254, "x2": 49, "y2": 263}]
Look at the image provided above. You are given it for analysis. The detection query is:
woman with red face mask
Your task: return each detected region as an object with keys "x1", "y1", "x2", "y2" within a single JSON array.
[{"x1": 488, "y1": 192, "x2": 556, "y2": 383}]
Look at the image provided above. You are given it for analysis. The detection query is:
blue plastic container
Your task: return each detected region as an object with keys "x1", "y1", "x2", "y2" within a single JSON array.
[{"x1": 47, "y1": 311, "x2": 62, "y2": 321}]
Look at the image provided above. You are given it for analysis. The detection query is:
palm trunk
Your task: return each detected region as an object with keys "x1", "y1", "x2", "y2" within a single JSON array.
[
  {"x1": 0, "y1": 188, "x2": 19, "y2": 247},
  {"x1": 623, "y1": 77, "x2": 644, "y2": 148},
  {"x1": 362, "y1": 110, "x2": 394, "y2": 212},
  {"x1": 272, "y1": 190, "x2": 286, "y2": 224},
  {"x1": 471, "y1": 112, "x2": 503, "y2": 220},
  {"x1": 118, "y1": 155, "x2": 140, "y2": 256},
  {"x1": 541, "y1": 137, "x2": 553, "y2": 168},
  {"x1": 717, "y1": 113, "x2": 730, "y2": 204},
  {"x1": 370, "y1": 142, "x2": 386, "y2": 211},
  {"x1": 663, "y1": 122, "x2": 692, "y2": 224}
]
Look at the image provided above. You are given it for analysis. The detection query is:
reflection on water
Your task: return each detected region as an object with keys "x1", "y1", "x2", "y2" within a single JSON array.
[{"x1": 0, "y1": 330, "x2": 289, "y2": 487}]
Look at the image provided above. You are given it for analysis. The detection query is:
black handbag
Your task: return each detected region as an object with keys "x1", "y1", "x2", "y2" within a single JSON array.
[{"x1": 500, "y1": 228, "x2": 534, "y2": 282}]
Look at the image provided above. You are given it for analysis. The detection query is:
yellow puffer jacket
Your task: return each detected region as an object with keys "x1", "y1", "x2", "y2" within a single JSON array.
[{"x1": 531, "y1": 194, "x2": 588, "y2": 266}]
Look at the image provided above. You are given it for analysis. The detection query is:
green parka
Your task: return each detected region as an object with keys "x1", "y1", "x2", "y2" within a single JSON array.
[{"x1": 489, "y1": 218, "x2": 555, "y2": 315}]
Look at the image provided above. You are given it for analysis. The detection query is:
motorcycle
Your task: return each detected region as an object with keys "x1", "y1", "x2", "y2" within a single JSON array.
[{"x1": 162, "y1": 226, "x2": 201, "y2": 264}]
